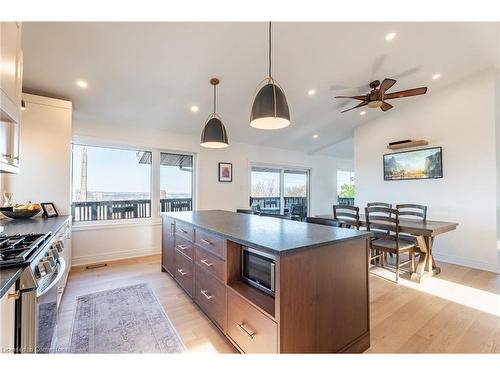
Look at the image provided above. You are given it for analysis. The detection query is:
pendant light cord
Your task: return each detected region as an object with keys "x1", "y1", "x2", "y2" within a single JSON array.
[
  {"x1": 213, "y1": 83, "x2": 216, "y2": 114},
  {"x1": 268, "y1": 21, "x2": 272, "y2": 78}
]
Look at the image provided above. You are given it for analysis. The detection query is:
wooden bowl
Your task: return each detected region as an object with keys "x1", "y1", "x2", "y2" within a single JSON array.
[{"x1": 0, "y1": 208, "x2": 41, "y2": 219}]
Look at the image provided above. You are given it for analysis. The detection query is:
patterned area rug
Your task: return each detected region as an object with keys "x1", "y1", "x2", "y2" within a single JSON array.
[{"x1": 69, "y1": 283, "x2": 185, "y2": 353}]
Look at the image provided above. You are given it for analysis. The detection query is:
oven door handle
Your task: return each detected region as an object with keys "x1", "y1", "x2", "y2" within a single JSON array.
[{"x1": 37, "y1": 258, "x2": 66, "y2": 298}]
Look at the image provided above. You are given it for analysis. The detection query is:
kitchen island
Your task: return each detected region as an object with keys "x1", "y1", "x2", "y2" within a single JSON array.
[{"x1": 161, "y1": 210, "x2": 371, "y2": 353}]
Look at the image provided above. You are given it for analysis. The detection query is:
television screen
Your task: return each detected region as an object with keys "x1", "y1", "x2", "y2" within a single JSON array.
[{"x1": 383, "y1": 147, "x2": 443, "y2": 181}]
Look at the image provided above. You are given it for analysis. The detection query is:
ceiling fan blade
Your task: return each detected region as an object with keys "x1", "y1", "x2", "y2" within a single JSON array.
[
  {"x1": 334, "y1": 95, "x2": 368, "y2": 101},
  {"x1": 371, "y1": 55, "x2": 387, "y2": 77},
  {"x1": 391, "y1": 65, "x2": 422, "y2": 80},
  {"x1": 341, "y1": 101, "x2": 368, "y2": 113},
  {"x1": 384, "y1": 87, "x2": 427, "y2": 100},
  {"x1": 380, "y1": 102, "x2": 393, "y2": 112},
  {"x1": 336, "y1": 99, "x2": 352, "y2": 110},
  {"x1": 379, "y1": 79, "x2": 397, "y2": 94}
]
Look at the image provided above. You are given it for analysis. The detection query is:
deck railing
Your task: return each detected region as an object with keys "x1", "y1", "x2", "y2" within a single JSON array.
[
  {"x1": 249, "y1": 196, "x2": 308, "y2": 217},
  {"x1": 71, "y1": 198, "x2": 192, "y2": 222},
  {"x1": 337, "y1": 197, "x2": 355, "y2": 206}
]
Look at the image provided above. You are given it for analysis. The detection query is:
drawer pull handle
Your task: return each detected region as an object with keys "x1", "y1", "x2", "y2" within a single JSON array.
[
  {"x1": 7, "y1": 290, "x2": 20, "y2": 300},
  {"x1": 177, "y1": 244, "x2": 188, "y2": 250},
  {"x1": 200, "y1": 259, "x2": 213, "y2": 267},
  {"x1": 237, "y1": 323, "x2": 255, "y2": 339},
  {"x1": 201, "y1": 289, "x2": 213, "y2": 300},
  {"x1": 177, "y1": 269, "x2": 187, "y2": 276},
  {"x1": 201, "y1": 239, "x2": 213, "y2": 245}
]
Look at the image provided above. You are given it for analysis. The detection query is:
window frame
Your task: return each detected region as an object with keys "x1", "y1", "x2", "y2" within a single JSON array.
[{"x1": 70, "y1": 139, "x2": 196, "y2": 227}]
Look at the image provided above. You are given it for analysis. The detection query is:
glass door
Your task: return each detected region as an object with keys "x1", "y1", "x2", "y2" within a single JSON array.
[
  {"x1": 284, "y1": 169, "x2": 308, "y2": 220},
  {"x1": 250, "y1": 166, "x2": 282, "y2": 214}
]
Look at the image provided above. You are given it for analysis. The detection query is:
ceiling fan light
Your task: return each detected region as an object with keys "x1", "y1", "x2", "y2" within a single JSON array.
[
  {"x1": 250, "y1": 82, "x2": 290, "y2": 130},
  {"x1": 368, "y1": 100, "x2": 383, "y2": 108},
  {"x1": 200, "y1": 117, "x2": 229, "y2": 148}
]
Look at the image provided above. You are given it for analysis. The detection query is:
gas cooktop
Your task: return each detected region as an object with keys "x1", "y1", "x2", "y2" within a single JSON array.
[{"x1": 0, "y1": 233, "x2": 52, "y2": 267}]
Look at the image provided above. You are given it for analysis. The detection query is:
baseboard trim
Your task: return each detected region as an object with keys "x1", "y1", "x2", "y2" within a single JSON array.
[
  {"x1": 433, "y1": 251, "x2": 498, "y2": 273},
  {"x1": 72, "y1": 247, "x2": 160, "y2": 267}
]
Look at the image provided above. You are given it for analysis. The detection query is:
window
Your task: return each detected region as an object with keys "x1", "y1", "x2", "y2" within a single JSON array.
[
  {"x1": 250, "y1": 165, "x2": 309, "y2": 219},
  {"x1": 71, "y1": 144, "x2": 152, "y2": 222},
  {"x1": 160, "y1": 152, "x2": 193, "y2": 212},
  {"x1": 337, "y1": 170, "x2": 355, "y2": 205}
]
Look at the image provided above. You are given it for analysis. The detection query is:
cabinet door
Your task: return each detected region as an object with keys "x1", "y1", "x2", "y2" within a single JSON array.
[
  {"x1": 161, "y1": 216, "x2": 175, "y2": 275},
  {"x1": 0, "y1": 22, "x2": 21, "y2": 124},
  {"x1": 0, "y1": 285, "x2": 17, "y2": 353}
]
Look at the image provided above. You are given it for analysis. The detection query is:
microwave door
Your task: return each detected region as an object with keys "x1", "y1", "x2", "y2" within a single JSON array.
[{"x1": 242, "y1": 250, "x2": 273, "y2": 292}]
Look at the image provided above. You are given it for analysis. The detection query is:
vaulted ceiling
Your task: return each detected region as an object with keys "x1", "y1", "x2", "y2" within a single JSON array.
[{"x1": 22, "y1": 22, "x2": 500, "y2": 158}]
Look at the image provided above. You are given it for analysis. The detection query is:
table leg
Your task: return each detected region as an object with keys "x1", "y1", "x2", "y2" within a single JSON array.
[{"x1": 411, "y1": 235, "x2": 440, "y2": 283}]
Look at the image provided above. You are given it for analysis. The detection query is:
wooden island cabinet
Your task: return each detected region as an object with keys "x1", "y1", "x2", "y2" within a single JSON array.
[{"x1": 161, "y1": 210, "x2": 371, "y2": 353}]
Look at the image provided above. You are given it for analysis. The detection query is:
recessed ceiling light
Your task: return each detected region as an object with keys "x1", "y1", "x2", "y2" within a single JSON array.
[
  {"x1": 308, "y1": 89, "x2": 316, "y2": 96},
  {"x1": 360, "y1": 111, "x2": 367, "y2": 116},
  {"x1": 313, "y1": 134, "x2": 319, "y2": 139},
  {"x1": 76, "y1": 80, "x2": 88, "y2": 88},
  {"x1": 190, "y1": 105, "x2": 199, "y2": 113},
  {"x1": 385, "y1": 32, "x2": 396, "y2": 41},
  {"x1": 432, "y1": 73, "x2": 441, "y2": 80}
]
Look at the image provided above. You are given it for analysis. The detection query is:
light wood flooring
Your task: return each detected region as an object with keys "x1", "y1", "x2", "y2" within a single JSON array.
[{"x1": 55, "y1": 254, "x2": 500, "y2": 353}]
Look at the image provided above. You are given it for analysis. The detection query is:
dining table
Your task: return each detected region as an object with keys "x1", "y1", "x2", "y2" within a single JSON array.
[{"x1": 315, "y1": 214, "x2": 459, "y2": 283}]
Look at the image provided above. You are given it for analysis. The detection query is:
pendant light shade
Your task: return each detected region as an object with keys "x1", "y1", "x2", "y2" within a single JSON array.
[
  {"x1": 200, "y1": 78, "x2": 229, "y2": 148},
  {"x1": 250, "y1": 22, "x2": 290, "y2": 130}
]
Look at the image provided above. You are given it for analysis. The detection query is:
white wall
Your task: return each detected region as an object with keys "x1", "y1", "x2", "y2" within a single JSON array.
[
  {"x1": 71, "y1": 121, "x2": 352, "y2": 266},
  {"x1": 4, "y1": 94, "x2": 72, "y2": 215},
  {"x1": 354, "y1": 69, "x2": 498, "y2": 272}
]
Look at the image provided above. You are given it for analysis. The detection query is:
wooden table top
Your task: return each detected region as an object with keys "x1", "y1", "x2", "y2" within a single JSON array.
[{"x1": 315, "y1": 214, "x2": 458, "y2": 237}]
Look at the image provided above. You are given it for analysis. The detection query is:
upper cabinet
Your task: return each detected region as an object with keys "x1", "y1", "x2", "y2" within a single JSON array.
[{"x1": 0, "y1": 22, "x2": 23, "y2": 174}]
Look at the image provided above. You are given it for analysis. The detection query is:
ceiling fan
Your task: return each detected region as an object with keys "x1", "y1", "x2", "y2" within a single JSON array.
[{"x1": 334, "y1": 79, "x2": 427, "y2": 113}]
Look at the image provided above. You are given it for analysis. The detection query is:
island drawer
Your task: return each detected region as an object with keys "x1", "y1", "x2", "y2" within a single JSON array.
[
  {"x1": 227, "y1": 289, "x2": 277, "y2": 353},
  {"x1": 175, "y1": 236, "x2": 194, "y2": 260},
  {"x1": 195, "y1": 228, "x2": 225, "y2": 259},
  {"x1": 195, "y1": 246, "x2": 225, "y2": 282},
  {"x1": 175, "y1": 251, "x2": 194, "y2": 297},
  {"x1": 175, "y1": 221, "x2": 194, "y2": 242},
  {"x1": 194, "y1": 265, "x2": 226, "y2": 331}
]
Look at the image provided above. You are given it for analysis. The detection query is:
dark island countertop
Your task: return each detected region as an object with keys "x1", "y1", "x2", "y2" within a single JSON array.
[
  {"x1": 0, "y1": 215, "x2": 71, "y2": 298},
  {"x1": 162, "y1": 210, "x2": 371, "y2": 254}
]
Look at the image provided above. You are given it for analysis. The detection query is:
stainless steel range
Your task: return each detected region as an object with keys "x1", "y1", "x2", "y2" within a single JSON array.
[{"x1": 0, "y1": 231, "x2": 67, "y2": 353}]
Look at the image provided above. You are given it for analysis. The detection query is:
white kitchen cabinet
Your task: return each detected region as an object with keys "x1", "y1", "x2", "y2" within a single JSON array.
[
  {"x1": 0, "y1": 284, "x2": 17, "y2": 354},
  {"x1": 0, "y1": 21, "x2": 22, "y2": 174}
]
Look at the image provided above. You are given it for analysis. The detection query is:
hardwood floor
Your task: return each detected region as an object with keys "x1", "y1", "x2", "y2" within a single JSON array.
[{"x1": 55, "y1": 254, "x2": 500, "y2": 353}]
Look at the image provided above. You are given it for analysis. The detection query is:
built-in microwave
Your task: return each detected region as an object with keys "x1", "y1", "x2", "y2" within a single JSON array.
[{"x1": 241, "y1": 246, "x2": 275, "y2": 296}]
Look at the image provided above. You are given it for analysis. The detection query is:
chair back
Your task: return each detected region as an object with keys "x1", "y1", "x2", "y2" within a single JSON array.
[
  {"x1": 396, "y1": 204, "x2": 427, "y2": 221},
  {"x1": 365, "y1": 206, "x2": 401, "y2": 242},
  {"x1": 305, "y1": 217, "x2": 341, "y2": 227},
  {"x1": 236, "y1": 209, "x2": 254, "y2": 214},
  {"x1": 332, "y1": 205, "x2": 360, "y2": 229},
  {"x1": 367, "y1": 202, "x2": 392, "y2": 209},
  {"x1": 250, "y1": 203, "x2": 261, "y2": 213},
  {"x1": 259, "y1": 212, "x2": 290, "y2": 219}
]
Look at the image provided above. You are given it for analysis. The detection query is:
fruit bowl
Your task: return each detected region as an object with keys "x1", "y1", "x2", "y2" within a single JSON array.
[{"x1": 0, "y1": 207, "x2": 42, "y2": 219}]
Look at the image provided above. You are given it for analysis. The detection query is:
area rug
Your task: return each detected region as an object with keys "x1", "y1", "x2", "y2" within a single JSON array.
[{"x1": 69, "y1": 283, "x2": 185, "y2": 353}]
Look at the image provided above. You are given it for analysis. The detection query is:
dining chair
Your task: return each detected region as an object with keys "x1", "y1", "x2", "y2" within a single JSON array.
[
  {"x1": 305, "y1": 217, "x2": 341, "y2": 227},
  {"x1": 332, "y1": 204, "x2": 360, "y2": 229},
  {"x1": 396, "y1": 204, "x2": 427, "y2": 269},
  {"x1": 367, "y1": 202, "x2": 392, "y2": 209},
  {"x1": 289, "y1": 204, "x2": 304, "y2": 221},
  {"x1": 365, "y1": 206, "x2": 416, "y2": 283}
]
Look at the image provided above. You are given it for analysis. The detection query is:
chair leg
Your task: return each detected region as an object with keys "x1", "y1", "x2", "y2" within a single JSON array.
[
  {"x1": 395, "y1": 252, "x2": 400, "y2": 283},
  {"x1": 410, "y1": 250, "x2": 415, "y2": 273}
]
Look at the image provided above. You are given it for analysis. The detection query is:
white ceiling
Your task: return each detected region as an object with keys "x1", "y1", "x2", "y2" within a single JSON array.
[{"x1": 22, "y1": 22, "x2": 499, "y2": 159}]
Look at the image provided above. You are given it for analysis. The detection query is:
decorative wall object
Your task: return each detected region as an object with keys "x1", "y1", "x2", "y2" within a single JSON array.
[
  {"x1": 383, "y1": 147, "x2": 443, "y2": 181},
  {"x1": 218, "y1": 162, "x2": 232, "y2": 182}
]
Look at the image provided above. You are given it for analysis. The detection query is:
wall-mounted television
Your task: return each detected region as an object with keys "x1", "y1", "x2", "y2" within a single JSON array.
[{"x1": 383, "y1": 146, "x2": 443, "y2": 181}]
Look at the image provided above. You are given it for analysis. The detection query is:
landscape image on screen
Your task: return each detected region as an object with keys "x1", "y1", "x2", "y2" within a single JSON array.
[{"x1": 383, "y1": 147, "x2": 442, "y2": 180}]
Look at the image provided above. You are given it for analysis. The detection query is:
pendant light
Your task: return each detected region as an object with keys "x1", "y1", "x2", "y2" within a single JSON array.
[
  {"x1": 200, "y1": 78, "x2": 229, "y2": 148},
  {"x1": 250, "y1": 22, "x2": 290, "y2": 130}
]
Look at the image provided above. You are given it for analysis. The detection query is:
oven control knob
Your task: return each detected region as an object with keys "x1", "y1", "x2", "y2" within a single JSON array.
[
  {"x1": 48, "y1": 248, "x2": 60, "y2": 260},
  {"x1": 43, "y1": 255, "x2": 56, "y2": 268},
  {"x1": 43, "y1": 261, "x2": 54, "y2": 274},
  {"x1": 55, "y1": 241, "x2": 64, "y2": 253},
  {"x1": 37, "y1": 262, "x2": 47, "y2": 277}
]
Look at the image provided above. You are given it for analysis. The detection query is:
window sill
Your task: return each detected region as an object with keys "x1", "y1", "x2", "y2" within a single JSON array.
[{"x1": 72, "y1": 218, "x2": 162, "y2": 232}]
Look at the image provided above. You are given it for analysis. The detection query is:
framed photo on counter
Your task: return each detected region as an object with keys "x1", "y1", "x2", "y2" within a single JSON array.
[{"x1": 41, "y1": 202, "x2": 59, "y2": 218}]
